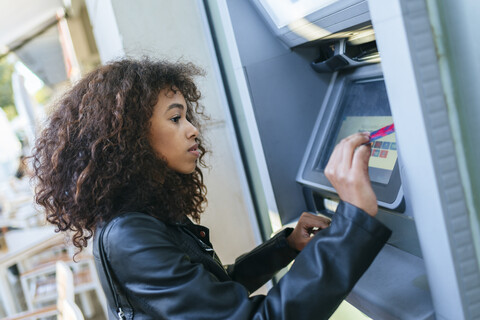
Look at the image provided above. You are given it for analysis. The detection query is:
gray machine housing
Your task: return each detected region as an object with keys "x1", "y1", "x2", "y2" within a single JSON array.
[
  {"x1": 212, "y1": 0, "x2": 436, "y2": 318},
  {"x1": 250, "y1": 0, "x2": 371, "y2": 47}
]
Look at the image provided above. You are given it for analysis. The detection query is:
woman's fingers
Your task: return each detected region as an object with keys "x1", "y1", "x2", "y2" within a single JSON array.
[
  {"x1": 298, "y1": 212, "x2": 330, "y2": 229},
  {"x1": 352, "y1": 143, "x2": 372, "y2": 178},
  {"x1": 326, "y1": 132, "x2": 370, "y2": 185},
  {"x1": 324, "y1": 132, "x2": 378, "y2": 217},
  {"x1": 287, "y1": 212, "x2": 333, "y2": 251},
  {"x1": 340, "y1": 132, "x2": 370, "y2": 173}
]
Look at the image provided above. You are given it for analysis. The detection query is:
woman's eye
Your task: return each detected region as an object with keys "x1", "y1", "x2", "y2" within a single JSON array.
[{"x1": 171, "y1": 116, "x2": 181, "y2": 123}]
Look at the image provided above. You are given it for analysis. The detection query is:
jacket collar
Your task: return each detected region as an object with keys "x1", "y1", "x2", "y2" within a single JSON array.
[{"x1": 170, "y1": 216, "x2": 212, "y2": 247}]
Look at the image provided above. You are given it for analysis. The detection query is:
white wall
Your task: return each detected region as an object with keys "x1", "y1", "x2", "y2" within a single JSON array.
[{"x1": 84, "y1": 0, "x2": 124, "y2": 63}]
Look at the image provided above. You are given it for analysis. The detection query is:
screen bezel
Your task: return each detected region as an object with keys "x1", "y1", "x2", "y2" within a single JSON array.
[{"x1": 297, "y1": 64, "x2": 403, "y2": 210}]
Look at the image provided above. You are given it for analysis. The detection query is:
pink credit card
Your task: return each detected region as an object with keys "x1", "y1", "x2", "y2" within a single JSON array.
[{"x1": 369, "y1": 123, "x2": 395, "y2": 142}]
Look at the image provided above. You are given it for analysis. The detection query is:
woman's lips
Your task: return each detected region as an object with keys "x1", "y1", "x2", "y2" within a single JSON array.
[{"x1": 188, "y1": 144, "x2": 200, "y2": 158}]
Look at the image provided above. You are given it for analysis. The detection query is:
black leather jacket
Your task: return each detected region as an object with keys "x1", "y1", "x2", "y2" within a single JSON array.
[{"x1": 93, "y1": 201, "x2": 391, "y2": 319}]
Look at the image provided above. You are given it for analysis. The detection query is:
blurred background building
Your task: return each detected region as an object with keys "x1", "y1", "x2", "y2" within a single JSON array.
[
  {"x1": 0, "y1": 1, "x2": 105, "y2": 318},
  {"x1": 0, "y1": 0, "x2": 262, "y2": 319}
]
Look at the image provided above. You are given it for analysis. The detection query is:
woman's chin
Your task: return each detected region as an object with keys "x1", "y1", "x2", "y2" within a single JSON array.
[{"x1": 170, "y1": 164, "x2": 197, "y2": 175}]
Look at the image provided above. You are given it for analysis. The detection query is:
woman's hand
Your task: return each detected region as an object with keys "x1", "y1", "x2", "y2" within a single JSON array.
[
  {"x1": 325, "y1": 132, "x2": 378, "y2": 217},
  {"x1": 287, "y1": 212, "x2": 331, "y2": 251}
]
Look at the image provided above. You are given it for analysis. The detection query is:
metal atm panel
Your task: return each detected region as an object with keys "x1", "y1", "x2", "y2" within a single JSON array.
[
  {"x1": 204, "y1": 0, "x2": 445, "y2": 318},
  {"x1": 297, "y1": 64, "x2": 403, "y2": 211}
]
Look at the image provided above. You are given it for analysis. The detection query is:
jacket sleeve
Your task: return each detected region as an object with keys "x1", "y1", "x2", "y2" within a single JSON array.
[
  {"x1": 225, "y1": 228, "x2": 298, "y2": 293},
  {"x1": 105, "y1": 201, "x2": 391, "y2": 320}
]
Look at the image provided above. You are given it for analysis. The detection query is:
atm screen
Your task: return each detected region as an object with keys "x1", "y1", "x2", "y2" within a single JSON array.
[
  {"x1": 299, "y1": 65, "x2": 403, "y2": 210},
  {"x1": 316, "y1": 78, "x2": 396, "y2": 185},
  {"x1": 332, "y1": 116, "x2": 397, "y2": 184}
]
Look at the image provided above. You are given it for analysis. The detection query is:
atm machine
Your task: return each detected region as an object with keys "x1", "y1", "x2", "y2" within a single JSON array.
[{"x1": 204, "y1": 0, "x2": 480, "y2": 319}]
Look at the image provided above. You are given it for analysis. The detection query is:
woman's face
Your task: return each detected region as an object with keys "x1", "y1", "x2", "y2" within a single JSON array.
[{"x1": 149, "y1": 89, "x2": 200, "y2": 174}]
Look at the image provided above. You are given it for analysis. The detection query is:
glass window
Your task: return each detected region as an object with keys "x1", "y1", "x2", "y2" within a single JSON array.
[{"x1": 258, "y1": 0, "x2": 340, "y2": 28}]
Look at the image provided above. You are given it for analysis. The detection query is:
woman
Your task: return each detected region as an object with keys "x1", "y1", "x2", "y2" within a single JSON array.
[{"x1": 33, "y1": 58, "x2": 391, "y2": 319}]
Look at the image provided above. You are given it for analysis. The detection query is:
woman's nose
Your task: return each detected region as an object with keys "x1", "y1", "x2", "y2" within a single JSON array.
[{"x1": 187, "y1": 121, "x2": 199, "y2": 139}]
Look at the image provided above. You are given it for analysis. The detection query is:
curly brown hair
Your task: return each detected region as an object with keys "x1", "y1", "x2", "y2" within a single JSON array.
[{"x1": 32, "y1": 58, "x2": 208, "y2": 252}]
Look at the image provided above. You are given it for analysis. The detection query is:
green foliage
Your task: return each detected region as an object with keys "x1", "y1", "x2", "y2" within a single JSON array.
[
  {"x1": 2, "y1": 105, "x2": 17, "y2": 121},
  {"x1": 34, "y1": 86, "x2": 53, "y2": 105},
  {"x1": 0, "y1": 58, "x2": 15, "y2": 108},
  {"x1": 0, "y1": 58, "x2": 17, "y2": 120}
]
